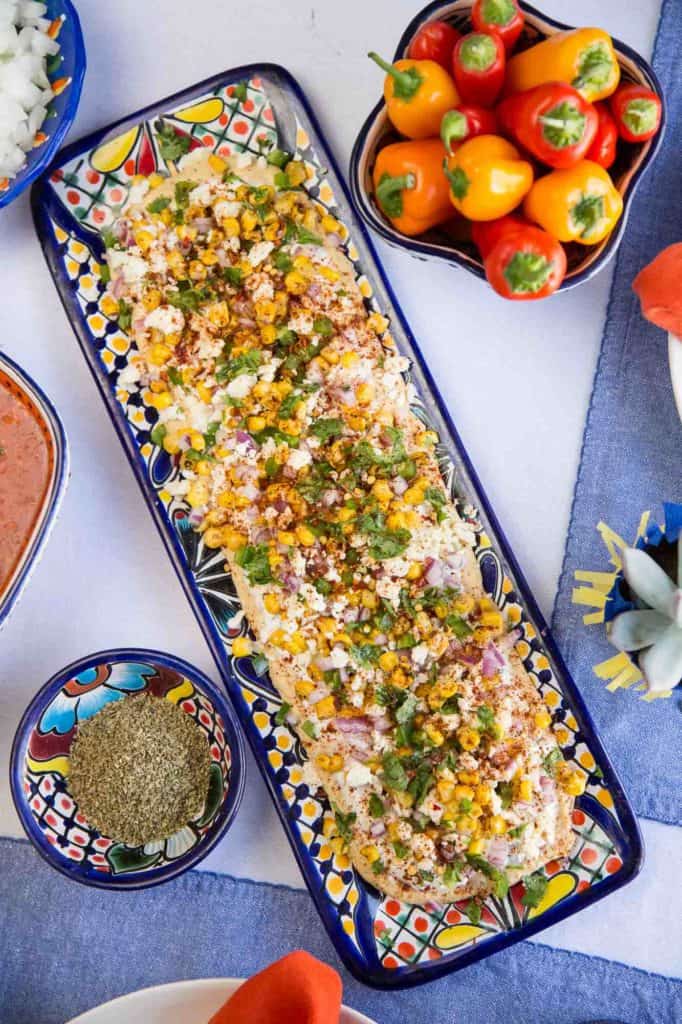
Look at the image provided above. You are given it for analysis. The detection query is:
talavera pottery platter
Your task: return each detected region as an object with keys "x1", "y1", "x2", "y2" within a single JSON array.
[
  {"x1": 10, "y1": 649, "x2": 245, "y2": 889},
  {"x1": 32, "y1": 63, "x2": 641, "y2": 986}
]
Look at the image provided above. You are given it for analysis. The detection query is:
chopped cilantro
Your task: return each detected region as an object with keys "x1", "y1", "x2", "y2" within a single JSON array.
[
  {"x1": 275, "y1": 702, "x2": 292, "y2": 725},
  {"x1": 203, "y1": 421, "x2": 220, "y2": 449},
  {"x1": 466, "y1": 854, "x2": 509, "y2": 899},
  {"x1": 100, "y1": 227, "x2": 117, "y2": 249},
  {"x1": 301, "y1": 719, "x2": 317, "y2": 740},
  {"x1": 222, "y1": 265, "x2": 243, "y2": 287},
  {"x1": 465, "y1": 900, "x2": 482, "y2": 925},
  {"x1": 445, "y1": 614, "x2": 472, "y2": 639},
  {"x1": 313, "y1": 316, "x2": 334, "y2": 338},
  {"x1": 266, "y1": 148, "x2": 291, "y2": 168},
  {"x1": 424, "y1": 485, "x2": 447, "y2": 522},
  {"x1": 392, "y1": 840, "x2": 409, "y2": 859},
  {"x1": 174, "y1": 180, "x2": 194, "y2": 208},
  {"x1": 155, "y1": 120, "x2": 191, "y2": 163},
  {"x1": 272, "y1": 249, "x2": 294, "y2": 273},
  {"x1": 147, "y1": 196, "x2": 170, "y2": 214},
  {"x1": 440, "y1": 695, "x2": 460, "y2": 714},
  {"x1": 150, "y1": 423, "x2": 167, "y2": 447},
  {"x1": 264, "y1": 456, "x2": 278, "y2": 478},
  {"x1": 543, "y1": 748, "x2": 563, "y2": 775},
  {"x1": 369, "y1": 794, "x2": 385, "y2": 818},
  {"x1": 234, "y1": 543, "x2": 272, "y2": 585},
  {"x1": 509, "y1": 823, "x2": 528, "y2": 839},
  {"x1": 215, "y1": 348, "x2": 262, "y2": 382},
  {"x1": 381, "y1": 751, "x2": 408, "y2": 791},
  {"x1": 496, "y1": 781, "x2": 514, "y2": 809},
  {"x1": 418, "y1": 869, "x2": 434, "y2": 883},
  {"x1": 274, "y1": 170, "x2": 290, "y2": 190},
  {"x1": 396, "y1": 632, "x2": 417, "y2": 649},
  {"x1": 167, "y1": 366, "x2": 183, "y2": 386},
  {"x1": 333, "y1": 804, "x2": 356, "y2": 842},
  {"x1": 395, "y1": 692, "x2": 419, "y2": 726},
  {"x1": 252, "y1": 653, "x2": 269, "y2": 677},
  {"x1": 408, "y1": 762, "x2": 434, "y2": 807},
  {"x1": 99, "y1": 263, "x2": 111, "y2": 284},
  {"x1": 521, "y1": 871, "x2": 549, "y2": 909},
  {"x1": 368, "y1": 528, "x2": 411, "y2": 560},
  {"x1": 459, "y1": 798, "x2": 473, "y2": 813},
  {"x1": 477, "y1": 705, "x2": 497, "y2": 734},
  {"x1": 371, "y1": 859, "x2": 385, "y2": 875},
  {"x1": 309, "y1": 418, "x2": 344, "y2": 442},
  {"x1": 375, "y1": 684, "x2": 405, "y2": 708},
  {"x1": 284, "y1": 220, "x2": 322, "y2": 245},
  {"x1": 314, "y1": 578, "x2": 332, "y2": 596},
  {"x1": 232, "y1": 80, "x2": 248, "y2": 102},
  {"x1": 443, "y1": 862, "x2": 462, "y2": 886},
  {"x1": 117, "y1": 300, "x2": 132, "y2": 331},
  {"x1": 351, "y1": 644, "x2": 382, "y2": 667}
]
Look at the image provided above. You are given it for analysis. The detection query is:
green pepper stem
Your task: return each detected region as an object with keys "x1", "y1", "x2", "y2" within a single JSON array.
[
  {"x1": 481, "y1": 0, "x2": 516, "y2": 26},
  {"x1": 368, "y1": 52, "x2": 423, "y2": 101},
  {"x1": 441, "y1": 109, "x2": 468, "y2": 150},
  {"x1": 376, "y1": 172, "x2": 416, "y2": 218}
]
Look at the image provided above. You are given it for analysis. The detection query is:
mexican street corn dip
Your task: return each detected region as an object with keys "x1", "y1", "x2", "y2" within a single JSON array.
[{"x1": 104, "y1": 146, "x2": 580, "y2": 906}]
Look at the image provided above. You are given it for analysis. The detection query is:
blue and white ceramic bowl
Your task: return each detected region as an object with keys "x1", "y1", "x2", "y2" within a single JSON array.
[
  {"x1": 0, "y1": 350, "x2": 69, "y2": 629},
  {"x1": 350, "y1": 0, "x2": 666, "y2": 293},
  {"x1": 0, "y1": 0, "x2": 85, "y2": 209},
  {"x1": 10, "y1": 649, "x2": 246, "y2": 890}
]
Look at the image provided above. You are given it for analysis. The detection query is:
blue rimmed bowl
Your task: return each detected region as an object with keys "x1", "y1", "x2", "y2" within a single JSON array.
[
  {"x1": 0, "y1": 0, "x2": 85, "y2": 209},
  {"x1": 10, "y1": 649, "x2": 246, "y2": 890},
  {"x1": 350, "y1": 0, "x2": 666, "y2": 293},
  {"x1": 0, "y1": 350, "x2": 69, "y2": 629}
]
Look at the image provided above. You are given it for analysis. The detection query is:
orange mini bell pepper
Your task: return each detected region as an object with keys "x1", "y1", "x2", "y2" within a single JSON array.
[
  {"x1": 368, "y1": 51, "x2": 460, "y2": 139},
  {"x1": 373, "y1": 138, "x2": 453, "y2": 236},
  {"x1": 443, "y1": 134, "x2": 533, "y2": 221},
  {"x1": 505, "y1": 28, "x2": 621, "y2": 103},
  {"x1": 523, "y1": 160, "x2": 623, "y2": 245}
]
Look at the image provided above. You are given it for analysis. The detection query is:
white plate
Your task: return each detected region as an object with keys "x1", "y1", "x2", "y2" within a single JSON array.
[
  {"x1": 668, "y1": 333, "x2": 682, "y2": 422},
  {"x1": 67, "y1": 977, "x2": 377, "y2": 1024}
]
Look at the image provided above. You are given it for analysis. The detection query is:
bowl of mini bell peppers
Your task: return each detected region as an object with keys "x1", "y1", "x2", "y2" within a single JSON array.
[{"x1": 350, "y1": 0, "x2": 665, "y2": 300}]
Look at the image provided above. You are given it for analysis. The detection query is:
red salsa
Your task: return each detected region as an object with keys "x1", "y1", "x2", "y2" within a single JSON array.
[{"x1": 0, "y1": 371, "x2": 53, "y2": 597}]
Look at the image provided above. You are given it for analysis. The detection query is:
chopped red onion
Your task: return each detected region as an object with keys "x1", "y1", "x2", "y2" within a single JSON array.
[
  {"x1": 372, "y1": 715, "x2": 392, "y2": 733},
  {"x1": 333, "y1": 716, "x2": 371, "y2": 733},
  {"x1": 373, "y1": 633, "x2": 387, "y2": 646},
  {"x1": 482, "y1": 643, "x2": 505, "y2": 679},
  {"x1": 281, "y1": 572, "x2": 301, "y2": 593},
  {"x1": 487, "y1": 838, "x2": 509, "y2": 868},
  {"x1": 425, "y1": 559, "x2": 444, "y2": 588},
  {"x1": 370, "y1": 820, "x2": 386, "y2": 837},
  {"x1": 110, "y1": 274, "x2": 125, "y2": 299},
  {"x1": 539, "y1": 774, "x2": 557, "y2": 804},
  {"x1": 393, "y1": 475, "x2": 408, "y2": 496},
  {"x1": 191, "y1": 217, "x2": 213, "y2": 233}
]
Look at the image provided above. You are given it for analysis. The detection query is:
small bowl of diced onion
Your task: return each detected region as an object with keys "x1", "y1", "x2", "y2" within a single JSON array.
[{"x1": 0, "y1": 0, "x2": 85, "y2": 209}]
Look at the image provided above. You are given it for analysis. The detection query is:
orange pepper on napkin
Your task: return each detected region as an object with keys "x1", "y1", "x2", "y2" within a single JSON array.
[
  {"x1": 632, "y1": 243, "x2": 682, "y2": 337},
  {"x1": 208, "y1": 950, "x2": 343, "y2": 1024}
]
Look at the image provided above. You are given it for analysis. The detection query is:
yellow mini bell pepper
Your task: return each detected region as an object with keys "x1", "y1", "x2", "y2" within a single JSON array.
[
  {"x1": 443, "y1": 134, "x2": 533, "y2": 221},
  {"x1": 505, "y1": 28, "x2": 621, "y2": 103},
  {"x1": 523, "y1": 160, "x2": 623, "y2": 245}
]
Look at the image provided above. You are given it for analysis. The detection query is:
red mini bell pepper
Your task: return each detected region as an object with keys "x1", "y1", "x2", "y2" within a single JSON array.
[
  {"x1": 452, "y1": 31, "x2": 505, "y2": 108},
  {"x1": 586, "y1": 102, "x2": 618, "y2": 168},
  {"x1": 473, "y1": 217, "x2": 567, "y2": 300},
  {"x1": 610, "y1": 84, "x2": 662, "y2": 143},
  {"x1": 471, "y1": 0, "x2": 524, "y2": 54},
  {"x1": 408, "y1": 20, "x2": 461, "y2": 70},
  {"x1": 440, "y1": 104, "x2": 498, "y2": 150},
  {"x1": 471, "y1": 213, "x2": 529, "y2": 258},
  {"x1": 497, "y1": 82, "x2": 598, "y2": 169}
]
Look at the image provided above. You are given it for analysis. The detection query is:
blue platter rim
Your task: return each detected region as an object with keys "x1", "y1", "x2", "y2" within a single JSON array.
[
  {"x1": 31, "y1": 62, "x2": 642, "y2": 987},
  {"x1": 9, "y1": 646, "x2": 247, "y2": 891},
  {"x1": 0, "y1": 0, "x2": 86, "y2": 210},
  {"x1": 0, "y1": 349, "x2": 69, "y2": 631},
  {"x1": 348, "y1": 0, "x2": 666, "y2": 293}
]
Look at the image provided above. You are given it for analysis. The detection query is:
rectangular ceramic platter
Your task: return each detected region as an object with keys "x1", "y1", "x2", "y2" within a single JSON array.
[{"x1": 32, "y1": 63, "x2": 641, "y2": 988}]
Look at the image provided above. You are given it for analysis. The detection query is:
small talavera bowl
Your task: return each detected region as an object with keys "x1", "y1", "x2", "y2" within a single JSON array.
[
  {"x1": 10, "y1": 649, "x2": 245, "y2": 889},
  {"x1": 349, "y1": 0, "x2": 666, "y2": 293},
  {"x1": 0, "y1": 0, "x2": 86, "y2": 209}
]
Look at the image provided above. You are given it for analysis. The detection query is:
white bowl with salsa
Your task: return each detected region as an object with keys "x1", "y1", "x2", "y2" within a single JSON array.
[{"x1": 0, "y1": 351, "x2": 68, "y2": 628}]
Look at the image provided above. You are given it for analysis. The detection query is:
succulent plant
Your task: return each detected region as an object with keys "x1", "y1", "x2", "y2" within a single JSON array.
[{"x1": 607, "y1": 544, "x2": 682, "y2": 693}]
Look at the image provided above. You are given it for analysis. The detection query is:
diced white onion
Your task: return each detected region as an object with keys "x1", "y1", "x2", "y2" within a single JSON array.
[{"x1": 0, "y1": 0, "x2": 60, "y2": 182}]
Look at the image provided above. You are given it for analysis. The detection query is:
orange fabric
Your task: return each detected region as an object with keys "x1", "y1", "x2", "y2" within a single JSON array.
[
  {"x1": 208, "y1": 951, "x2": 343, "y2": 1024},
  {"x1": 633, "y1": 243, "x2": 682, "y2": 338}
]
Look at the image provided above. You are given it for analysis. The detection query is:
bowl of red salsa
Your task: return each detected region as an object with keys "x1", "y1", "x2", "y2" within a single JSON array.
[{"x1": 0, "y1": 352, "x2": 68, "y2": 629}]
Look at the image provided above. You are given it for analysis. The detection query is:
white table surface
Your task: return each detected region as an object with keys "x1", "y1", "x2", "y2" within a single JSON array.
[{"x1": 2, "y1": 0, "x2": 680, "y2": 986}]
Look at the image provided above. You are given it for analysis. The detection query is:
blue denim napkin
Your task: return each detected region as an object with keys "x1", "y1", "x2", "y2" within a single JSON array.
[
  {"x1": 552, "y1": 0, "x2": 682, "y2": 826},
  {"x1": 1, "y1": 839, "x2": 680, "y2": 1024}
]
